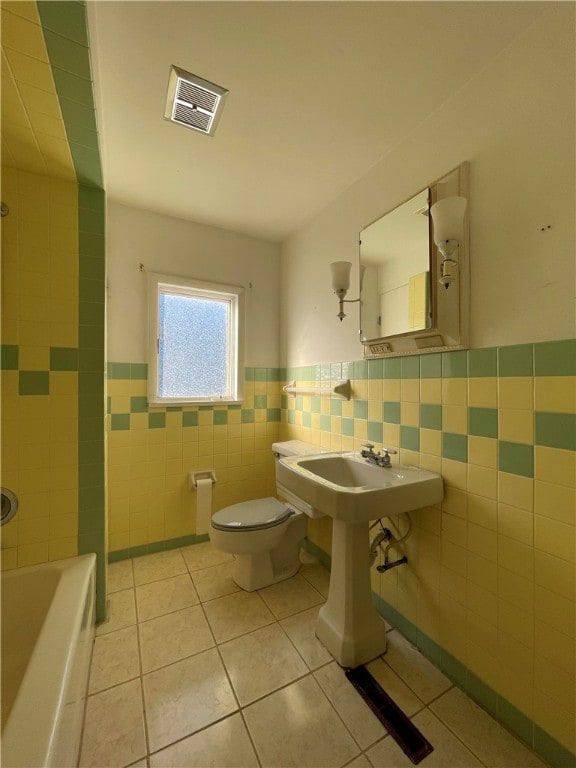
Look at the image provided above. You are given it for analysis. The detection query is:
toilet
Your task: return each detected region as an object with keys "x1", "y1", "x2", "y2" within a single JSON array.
[{"x1": 209, "y1": 441, "x2": 323, "y2": 591}]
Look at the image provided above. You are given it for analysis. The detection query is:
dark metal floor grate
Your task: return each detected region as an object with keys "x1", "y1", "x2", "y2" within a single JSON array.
[{"x1": 346, "y1": 665, "x2": 434, "y2": 765}]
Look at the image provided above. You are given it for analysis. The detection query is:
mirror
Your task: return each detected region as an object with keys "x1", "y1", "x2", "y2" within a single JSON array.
[{"x1": 360, "y1": 162, "x2": 469, "y2": 357}]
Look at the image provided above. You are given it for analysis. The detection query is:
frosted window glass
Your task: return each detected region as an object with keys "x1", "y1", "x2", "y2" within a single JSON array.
[{"x1": 158, "y1": 291, "x2": 229, "y2": 398}]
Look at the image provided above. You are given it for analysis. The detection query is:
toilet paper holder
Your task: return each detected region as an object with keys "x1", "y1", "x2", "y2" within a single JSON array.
[{"x1": 190, "y1": 470, "x2": 217, "y2": 489}]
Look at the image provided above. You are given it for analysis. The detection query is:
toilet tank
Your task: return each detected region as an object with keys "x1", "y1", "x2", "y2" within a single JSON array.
[{"x1": 272, "y1": 440, "x2": 327, "y2": 518}]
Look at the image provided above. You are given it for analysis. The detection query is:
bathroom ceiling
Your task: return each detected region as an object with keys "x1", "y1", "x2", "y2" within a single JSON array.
[{"x1": 88, "y1": 1, "x2": 548, "y2": 243}]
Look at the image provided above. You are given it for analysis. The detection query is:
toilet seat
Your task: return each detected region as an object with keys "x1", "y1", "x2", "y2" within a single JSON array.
[{"x1": 211, "y1": 497, "x2": 293, "y2": 532}]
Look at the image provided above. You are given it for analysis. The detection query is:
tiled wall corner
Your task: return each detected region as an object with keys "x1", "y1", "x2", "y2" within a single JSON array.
[
  {"x1": 0, "y1": 168, "x2": 80, "y2": 570},
  {"x1": 105, "y1": 366, "x2": 282, "y2": 555},
  {"x1": 280, "y1": 339, "x2": 576, "y2": 760}
]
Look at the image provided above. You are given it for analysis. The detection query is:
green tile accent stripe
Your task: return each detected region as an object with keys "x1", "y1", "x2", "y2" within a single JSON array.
[
  {"x1": 1, "y1": 344, "x2": 19, "y2": 370},
  {"x1": 367, "y1": 421, "x2": 383, "y2": 442},
  {"x1": 375, "y1": 586, "x2": 576, "y2": 768},
  {"x1": 534, "y1": 339, "x2": 576, "y2": 376},
  {"x1": 183, "y1": 411, "x2": 198, "y2": 427},
  {"x1": 50, "y1": 346, "x2": 78, "y2": 371},
  {"x1": 38, "y1": 2, "x2": 102, "y2": 187},
  {"x1": 535, "y1": 412, "x2": 576, "y2": 451},
  {"x1": 77, "y1": 185, "x2": 106, "y2": 623},
  {"x1": 383, "y1": 357, "x2": 401, "y2": 379},
  {"x1": 130, "y1": 396, "x2": 148, "y2": 413},
  {"x1": 267, "y1": 408, "x2": 281, "y2": 422},
  {"x1": 469, "y1": 347, "x2": 497, "y2": 377},
  {"x1": 443, "y1": 432, "x2": 468, "y2": 462},
  {"x1": 148, "y1": 412, "x2": 166, "y2": 429},
  {"x1": 213, "y1": 410, "x2": 228, "y2": 425},
  {"x1": 368, "y1": 359, "x2": 383, "y2": 379},
  {"x1": 499, "y1": 441, "x2": 534, "y2": 478},
  {"x1": 19, "y1": 370, "x2": 49, "y2": 395},
  {"x1": 107, "y1": 532, "x2": 210, "y2": 563},
  {"x1": 254, "y1": 394, "x2": 267, "y2": 409},
  {"x1": 420, "y1": 403, "x2": 442, "y2": 430},
  {"x1": 111, "y1": 414, "x2": 130, "y2": 431},
  {"x1": 498, "y1": 344, "x2": 533, "y2": 377},
  {"x1": 442, "y1": 349, "x2": 468, "y2": 378},
  {"x1": 383, "y1": 401, "x2": 401, "y2": 423},
  {"x1": 400, "y1": 425, "x2": 420, "y2": 451},
  {"x1": 401, "y1": 355, "x2": 420, "y2": 379},
  {"x1": 420, "y1": 353, "x2": 442, "y2": 378},
  {"x1": 469, "y1": 407, "x2": 498, "y2": 439},
  {"x1": 39, "y1": 0, "x2": 113, "y2": 628},
  {"x1": 107, "y1": 362, "x2": 131, "y2": 379}
]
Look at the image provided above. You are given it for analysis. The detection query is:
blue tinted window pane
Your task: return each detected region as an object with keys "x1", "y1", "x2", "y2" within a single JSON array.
[{"x1": 159, "y1": 292, "x2": 229, "y2": 398}]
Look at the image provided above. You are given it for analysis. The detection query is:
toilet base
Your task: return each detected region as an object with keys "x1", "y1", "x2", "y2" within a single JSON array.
[{"x1": 232, "y1": 553, "x2": 301, "y2": 592}]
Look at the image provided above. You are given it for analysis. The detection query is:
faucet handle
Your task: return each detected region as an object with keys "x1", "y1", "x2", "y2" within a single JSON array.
[
  {"x1": 382, "y1": 447, "x2": 397, "y2": 455},
  {"x1": 360, "y1": 442, "x2": 375, "y2": 457}
]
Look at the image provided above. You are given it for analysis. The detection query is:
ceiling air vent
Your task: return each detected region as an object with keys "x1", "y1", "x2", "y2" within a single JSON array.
[{"x1": 164, "y1": 66, "x2": 228, "y2": 137}]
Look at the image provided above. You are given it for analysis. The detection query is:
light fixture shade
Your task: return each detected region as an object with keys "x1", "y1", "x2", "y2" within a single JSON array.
[
  {"x1": 430, "y1": 196, "x2": 467, "y2": 247},
  {"x1": 330, "y1": 261, "x2": 352, "y2": 292}
]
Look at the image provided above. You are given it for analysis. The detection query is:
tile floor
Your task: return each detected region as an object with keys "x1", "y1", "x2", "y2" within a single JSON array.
[{"x1": 80, "y1": 543, "x2": 548, "y2": 768}]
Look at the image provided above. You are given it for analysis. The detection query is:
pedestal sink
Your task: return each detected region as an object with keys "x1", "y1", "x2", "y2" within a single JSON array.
[{"x1": 277, "y1": 452, "x2": 443, "y2": 667}]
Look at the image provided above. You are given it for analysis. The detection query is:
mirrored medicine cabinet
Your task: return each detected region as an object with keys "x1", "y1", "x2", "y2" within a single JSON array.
[{"x1": 359, "y1": 162, "x2": 469, "y2": 358}]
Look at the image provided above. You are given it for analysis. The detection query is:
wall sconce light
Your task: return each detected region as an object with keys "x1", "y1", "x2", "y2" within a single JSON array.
[
  {"x1": 430, "y1": 196, "x2": 467, "y2": 289},
  {"x1": 330, "y1": 261, "x2": 360, "y2": 321}
]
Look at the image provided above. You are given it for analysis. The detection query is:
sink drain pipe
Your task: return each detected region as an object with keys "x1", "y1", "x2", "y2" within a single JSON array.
[{"x1": 369, "y1": 512, "x2": 412, "y2": 572}]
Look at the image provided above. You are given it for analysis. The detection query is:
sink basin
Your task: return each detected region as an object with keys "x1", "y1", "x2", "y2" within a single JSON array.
[{"x1": 277, "y1": 451, "x2": 443, "y2": 522}]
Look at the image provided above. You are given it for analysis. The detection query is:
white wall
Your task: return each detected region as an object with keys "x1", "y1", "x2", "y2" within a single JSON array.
[
  {"x1": 106, "y1": 202, "x2": 281, "y2": 365},
  {"x1": 280, "y1": 6, "x2": 575, "y2": 367}
]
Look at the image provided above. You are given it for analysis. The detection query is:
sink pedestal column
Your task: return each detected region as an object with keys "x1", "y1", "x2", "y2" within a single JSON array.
[{"x1": 316, "y1": 519, "x2": 387, "y2": 668}]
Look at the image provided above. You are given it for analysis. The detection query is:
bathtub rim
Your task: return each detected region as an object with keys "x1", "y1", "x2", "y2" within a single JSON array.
[{"x1": 1, "y1": 553, "x2": 96, "y2": 768}]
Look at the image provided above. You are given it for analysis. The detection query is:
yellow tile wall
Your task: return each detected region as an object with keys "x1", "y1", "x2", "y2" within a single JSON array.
[
  {"x1": 281, "y1": 361, "x2": 576, "y2": 755},
  {"x1": 106, "y1": 380, "x2": 282, "y2": 552},
  {"x1": 1, "y1": 166, "x2": 79, "y2": 569}
]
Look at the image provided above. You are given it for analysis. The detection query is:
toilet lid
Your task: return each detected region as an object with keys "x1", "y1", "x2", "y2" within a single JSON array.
[{"x1": 211, "y1": 497, "x2": 293, "y2": 531}]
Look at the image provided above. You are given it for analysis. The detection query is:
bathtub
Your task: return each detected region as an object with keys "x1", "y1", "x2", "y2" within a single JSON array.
[{"x1": 1, "y1": 554, "x2": 96, "y2": 768}]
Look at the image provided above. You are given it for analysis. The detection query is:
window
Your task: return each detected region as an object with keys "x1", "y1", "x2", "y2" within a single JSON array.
[{"x1": 148, "y1": 273, "x2": 244, "y2": 404}]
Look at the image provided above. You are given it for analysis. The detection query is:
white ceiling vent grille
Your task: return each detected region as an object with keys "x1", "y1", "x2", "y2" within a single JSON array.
[{"x1": 164, "y1": 66, "x2": 228, "y2": 137}]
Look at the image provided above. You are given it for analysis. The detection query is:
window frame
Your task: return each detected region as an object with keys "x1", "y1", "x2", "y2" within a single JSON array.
[{"x1": 148, "y1": 272, "x2": 244, "y2": 405}]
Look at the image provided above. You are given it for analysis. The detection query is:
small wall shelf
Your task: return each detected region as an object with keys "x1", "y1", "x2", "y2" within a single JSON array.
[{"x1": 282, "y1": 379, "x2": 351, "y2": 400}]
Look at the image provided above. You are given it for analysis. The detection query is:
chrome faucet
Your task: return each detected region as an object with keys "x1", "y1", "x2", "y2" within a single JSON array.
[{"x1": 360, "y1": 442, "x2": 397, "y2": 468}]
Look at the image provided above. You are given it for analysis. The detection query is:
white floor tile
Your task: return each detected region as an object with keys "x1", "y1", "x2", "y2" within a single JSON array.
[
  {"x1": 139, "y1": 605, "x2": 214, "y2": 672},
  {"x1": 203, "y1": 589, "x2": 275, "y2": 643},
  {"x1": 300, "y1": 562, "x2": 331, "y2": 597},
  {"x1": 314, "y1": 661, "x2": 388, "y2": 750},
  {"x1": 149, "y1": 713, "x2": 259, "y2": 767},
  {"x1": 280, "y1": 606, "x2": 333, "y2": 670},
  {"x1": 258, "y1": 573, "x2": 324, "y2": 619},
  {"x1": 220, "y1": 623, "x2": 308, "y2": 705},
  {"x1": 96, "y1": 588, "x2": 137, "y2": 636},
  {"x1": 135, "y1": 573, "x2": 199, "y2": 622},
  {"x1": 430, "y1": 687, "x2": 547, "y2": 767},
  {"x1": 244, "y1": 675, "x2": 360, "y2": 768},
  {"x1": 366, "y1": 709, "x2": 483, "y2": 767},
  {"x1": 143, "y1": 648, "x2": 238, "y2": 753},
  {"x1": 314, "y1": 661, "x2": 387, "y2": 749},
  {"x1": 181, "y1": 541, "x2": 235, "y2": 572},
  {"x1": 365, "y1": 657, "x2": 425, "y2": 717},
  {"x1": 191, "y1": 560, "x2": 241, "y2": 602},
  {"x1": 107, "y1": 560, "x2": 134, "y2": 593},
  {"x1": 85, "y1": 551, "x2": 553, "y2": 768},
  {"x1": 80, "y1": 679, "x2": 146, "y2": 768},
  {"x1": 89, "y1": 625, "x2": 140, "y2": 694},
  {"x1": 382, "y1": 630, "x2": 452, "y2": 703},
  {"x1": 346, "y1": 756, "x2": 372, "y2": 767},
  {"x1": 132, "y1": 550, "x2": 187, "y2": 586}
]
